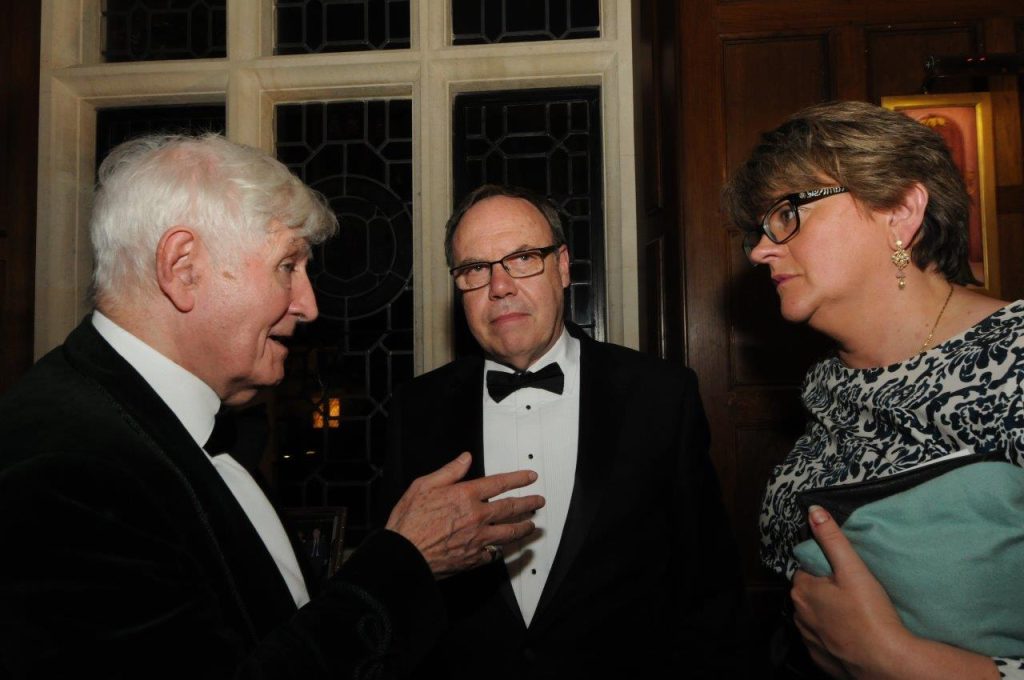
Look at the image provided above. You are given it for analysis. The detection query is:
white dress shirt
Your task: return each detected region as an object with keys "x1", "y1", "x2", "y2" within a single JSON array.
[
  {"x1": 92, "y1": 311, "x2": 310, "y2": 608},
  {"x1": 483, "y1": 328, "x2": 580, "y2": 626}
]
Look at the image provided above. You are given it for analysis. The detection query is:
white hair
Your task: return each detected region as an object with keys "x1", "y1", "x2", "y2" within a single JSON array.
[{"x1": 89, "y1": 133, "x2": 338, "y2": 305}]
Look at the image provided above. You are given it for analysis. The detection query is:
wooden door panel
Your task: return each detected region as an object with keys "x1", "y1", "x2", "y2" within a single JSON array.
[
  {"x1": 635, "y1": 0, "x2": 683, "y2": 360},
  {"x1": 723, "y1": 35, "x2": 832, "y2": 171},
  {"x1": 866, "y1": 23, "x2": 982, "y2": 101}
]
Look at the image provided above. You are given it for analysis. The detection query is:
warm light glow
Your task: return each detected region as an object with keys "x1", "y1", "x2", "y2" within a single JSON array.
[{"x1": 312, "y1": 397, "x2": 342, "y2": 429}]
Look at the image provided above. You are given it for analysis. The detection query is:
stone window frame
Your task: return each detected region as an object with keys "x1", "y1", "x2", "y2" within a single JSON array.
[{"x1": 35, "y1": 0, "x2": 641, "y2": 372}]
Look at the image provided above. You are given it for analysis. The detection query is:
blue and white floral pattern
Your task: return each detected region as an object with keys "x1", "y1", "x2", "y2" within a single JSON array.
[{"x1": 760, "y1": 301, "x2": 1024, "y2": 678}]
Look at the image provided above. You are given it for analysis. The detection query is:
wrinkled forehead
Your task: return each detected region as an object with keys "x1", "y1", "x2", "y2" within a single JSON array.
[
  {"x1": 273, "y1": 229, "x2": 313, "y2": 259},
  {"x1": 453, "y1": 196, "x2": 553, "y2": 255},
  {"x1": 234, "y1": 223, "x2": 313, "y2": 260}
]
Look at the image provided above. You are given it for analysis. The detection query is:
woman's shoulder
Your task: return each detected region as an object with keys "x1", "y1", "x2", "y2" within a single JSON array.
[
  {"x1": 955, "y1": 298, "x2": 1024, "y2": 346},
  {"x1": 953, "y1": 291, "x2": 1020, "y2": 332},
  {"x1": 798, "y1": 299, "x2": 1024, "y2": 407}
]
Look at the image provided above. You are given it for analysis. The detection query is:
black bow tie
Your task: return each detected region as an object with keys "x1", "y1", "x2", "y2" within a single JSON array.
[
  {"x1": 486, "y1": 363, "x2": 564, "y2": 403},
  {"x1": 203, "y1": 409, "x2": 237, "y2": 455}
]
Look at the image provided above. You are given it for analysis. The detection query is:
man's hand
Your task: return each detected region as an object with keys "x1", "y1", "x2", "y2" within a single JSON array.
[{"x1": 385, "y1": 452, "x2": 545, "y2": 578}]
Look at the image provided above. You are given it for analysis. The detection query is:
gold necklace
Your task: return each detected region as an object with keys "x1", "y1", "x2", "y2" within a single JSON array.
[{"x1": 919, "y1": 284, "x2": 954, "y2": 354}]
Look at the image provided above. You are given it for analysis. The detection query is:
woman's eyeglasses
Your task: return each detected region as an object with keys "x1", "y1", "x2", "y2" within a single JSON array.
[{"x1": 741, "y1": 186, "x2": 849, "y2": 258}]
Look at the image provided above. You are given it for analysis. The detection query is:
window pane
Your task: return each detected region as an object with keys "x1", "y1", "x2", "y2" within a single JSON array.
[
  {"x1": 452, "y1": 87, "x2": 605, "y2": 354},
  {"x1": 452, "y1": 0, "x2": 599, "y2": 45},
  {"x1": 95, "y1": 105, "x2": 227, "y2": 166},
  {"x1": 275, "y1": 0, "x2": 410, "y2": 55},
  {"x1": 102, "y1": 0, "x2": 226, "y2": 62},
  {"x1": 274, "y1": 99, "x2": 413, "y2": 546}
]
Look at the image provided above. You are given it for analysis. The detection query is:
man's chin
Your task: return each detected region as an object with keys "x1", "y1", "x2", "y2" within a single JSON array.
[{"x1": 222, "y1": 374, "x2": 285, "y2": 407}]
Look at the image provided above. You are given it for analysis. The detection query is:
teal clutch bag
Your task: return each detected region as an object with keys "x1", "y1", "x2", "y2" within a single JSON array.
[{"x1": 793, "y1": 458, "x2": 1024, "y2": 658}]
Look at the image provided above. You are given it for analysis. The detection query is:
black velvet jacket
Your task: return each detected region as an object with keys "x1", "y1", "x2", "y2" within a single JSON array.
[{"x1": 0, "y1": 318, "x2": 442, "y2": 679}]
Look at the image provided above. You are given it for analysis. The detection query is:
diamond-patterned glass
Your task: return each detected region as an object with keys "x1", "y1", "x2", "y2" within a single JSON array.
[
  {"x1": 452, "y1": 87, "x2": 605, "y2": 354},
  {"x1": 452, "y1": 0, "x2": 599, "y2": 45},
  {"x1": 95, "y1": 105, "x2": 227, "y2": 167},
  {"x1": 103, "y1": 0, "x2": 226, "y2": 62},
  {"x1": 276, "y1": 0, "x2": 410, "y2": 54},
  {"x1": 274, "y1": 99, "x2": 413, "y2": 546}
]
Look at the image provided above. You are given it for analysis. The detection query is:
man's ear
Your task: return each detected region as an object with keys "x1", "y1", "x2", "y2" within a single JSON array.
[
  {"x1": 557, "y1": 244, "x2": 571, "y2": 289},
  {"x1": 156, "y1": 227, "x2": 200, "y2": 312},
  {"x1": 888, "y1": 182, "x2": 929, "y2": 248}
]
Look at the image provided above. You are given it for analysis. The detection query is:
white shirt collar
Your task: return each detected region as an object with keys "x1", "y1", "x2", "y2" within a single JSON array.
[{"x1": 92, "y1": 310, "x2": 221, "y2": 448}]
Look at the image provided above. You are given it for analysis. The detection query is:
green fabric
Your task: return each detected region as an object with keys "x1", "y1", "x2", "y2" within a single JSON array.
[{"x1": 793, "y1": 462, "x2": 1024, "y2": 658}]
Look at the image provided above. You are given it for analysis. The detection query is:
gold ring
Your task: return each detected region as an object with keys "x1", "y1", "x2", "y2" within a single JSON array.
[{"x1": 483, "y1": 544, "x2": 501, "y2": 561}]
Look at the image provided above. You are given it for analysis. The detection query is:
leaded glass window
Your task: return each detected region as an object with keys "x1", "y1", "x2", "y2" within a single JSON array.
[
  {"x1": 276, "y1": 0, "x2": 411, "y2": 54},
  {"x1": 273, "y1": 99, "x2": 413, "y2": 545},
  {"x1": 452, "y1": 0, "x2": 600, "y2": 45},
  {"x1": 452, "y1": 87, "x2": 604, "y2": 355},
  {"x1": 102, "y1": 0, "x2": 226, "y2": 62},
  {"x1": 95, "y1": 105, "x2": 227, "y2": 166}
]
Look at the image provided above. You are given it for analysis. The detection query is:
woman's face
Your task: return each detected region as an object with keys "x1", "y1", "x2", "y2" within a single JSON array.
[{"x1": 748, "y1": 187, "x2": 892, "y2": 331}]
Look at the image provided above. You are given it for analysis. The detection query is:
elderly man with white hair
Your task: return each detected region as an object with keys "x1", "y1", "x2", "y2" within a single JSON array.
[{"x1": 0, "y1": 134, "x2": 543, "y2": 679}]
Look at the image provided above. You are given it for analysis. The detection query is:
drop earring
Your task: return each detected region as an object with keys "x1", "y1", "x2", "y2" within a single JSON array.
[{"x1": 891, "y1": 239, "x2": 910, "y2": 290}]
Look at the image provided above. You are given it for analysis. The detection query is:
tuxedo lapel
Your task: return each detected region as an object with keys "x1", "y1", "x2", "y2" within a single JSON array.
[
  {"x1": 449, "y1": 359, "x2": 525, "y2": 623},
  {"x1": 532, "y1": 331, "x2": 617, "y2": 625},
  {"x1": 443, "y1": 358, "x2": 487, "y2": 479},
  {"x1": 417, "y1": 357, "x2": 525, "y2": 627},
  {"x1": 63, "y1": 319, "x2": 298, "y2": 635}
]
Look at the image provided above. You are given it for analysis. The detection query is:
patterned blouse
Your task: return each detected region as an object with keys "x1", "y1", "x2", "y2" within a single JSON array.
[{"x1": 760, "y1": 300, "x2": 1024, "y2": 678}]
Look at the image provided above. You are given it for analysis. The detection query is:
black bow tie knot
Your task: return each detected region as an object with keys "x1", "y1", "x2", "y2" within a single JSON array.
[{"x1": 486, "y1": 363, "x2": 564, "y2": 403}]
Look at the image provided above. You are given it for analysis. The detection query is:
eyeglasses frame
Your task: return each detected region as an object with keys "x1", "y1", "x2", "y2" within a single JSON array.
[
  {"x1": 742, "y1": 186, "x2": 849, "y2": 258},
  {"x1": 449, "y1": 243, "x2": 564, "y2": 292}
]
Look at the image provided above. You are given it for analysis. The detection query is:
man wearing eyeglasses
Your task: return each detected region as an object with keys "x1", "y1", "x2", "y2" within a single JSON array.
[{"x1": 384, "y1": 185, "x2": 749, "y2": 679}]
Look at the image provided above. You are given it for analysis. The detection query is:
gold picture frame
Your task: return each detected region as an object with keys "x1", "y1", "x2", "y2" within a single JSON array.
[{"x1": 881, "y1": 92, "x2": 1000, "y2": 297}]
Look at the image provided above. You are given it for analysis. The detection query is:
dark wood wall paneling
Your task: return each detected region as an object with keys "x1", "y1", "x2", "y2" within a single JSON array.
[
  {"x1": 0, "y1": 3, "x2": 40, "y2": 394},
  {"x1": 668, "y1": 0, "x2": 1024, "y2": 661},
  {"x1": 634, "y1": 0, "x2": 682, "y2": 362},
  {"x1": 991, "y1": 20, "x2": 1024, "y2": 300}
]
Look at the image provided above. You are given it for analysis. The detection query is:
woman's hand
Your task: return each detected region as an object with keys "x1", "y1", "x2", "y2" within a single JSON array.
[
  {"x1": 791, "y1": 505, "x2": 999, "y2": 680},
  {"x1": 791, "y1": 505, "x2": 905, "y2": 677}
]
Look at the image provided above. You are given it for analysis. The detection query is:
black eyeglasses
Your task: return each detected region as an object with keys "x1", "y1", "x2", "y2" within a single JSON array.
[
  {"x1": 741, "y1": 186, "x2": 849, "y2": 258},
  {"x1": 450, "y1": 244, "x2": 563, "y2": 291}
]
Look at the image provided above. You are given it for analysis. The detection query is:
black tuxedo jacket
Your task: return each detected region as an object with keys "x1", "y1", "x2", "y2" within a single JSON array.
[
  {"x1": 0, "y1": 318, "x2": 442, "y2": 679},
  {"x1": 385, "y1": 325, "x2": 747, "y2": 679}
]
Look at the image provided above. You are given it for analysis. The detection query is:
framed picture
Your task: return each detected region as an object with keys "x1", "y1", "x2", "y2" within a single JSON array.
[
  {"x1": 881, "y1": 92, "x2": 1000, "y2": 297},
  {"x1": 285, "y1": 506, "x2": 348, "y2": 585}
]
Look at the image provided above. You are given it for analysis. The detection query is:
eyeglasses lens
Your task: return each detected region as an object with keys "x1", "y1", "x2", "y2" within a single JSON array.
[
  {"x1": 454, "y1": 250, "x2": 547, "y2": 290},
  {"x1": 765, "y1": 200, "x2": 799, "y2": 242},
  {"x1": 505, "y1": 251, "x2": 544, "y2": 276}
]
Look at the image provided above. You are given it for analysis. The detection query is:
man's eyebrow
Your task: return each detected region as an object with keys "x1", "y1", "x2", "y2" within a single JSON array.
[
  {"x1": 285, "y1": 237, "x2": 312, "y2": 258},
  {"x1": 454, "y1": 244, "x2": 541, "y2": 267}
]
